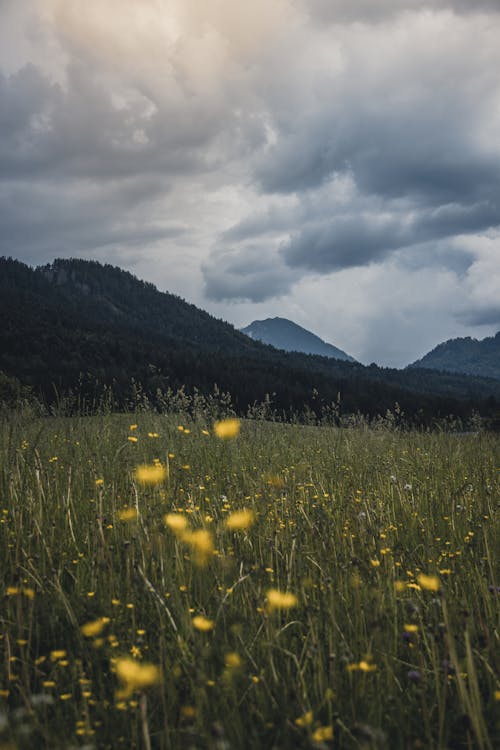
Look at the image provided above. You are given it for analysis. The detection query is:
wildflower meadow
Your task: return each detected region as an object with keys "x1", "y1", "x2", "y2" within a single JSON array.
[{"x1": 0, "y1": 410, "x2": 499, "y2": 748}]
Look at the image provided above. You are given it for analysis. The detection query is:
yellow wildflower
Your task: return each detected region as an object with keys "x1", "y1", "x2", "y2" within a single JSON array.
[
  {"x1": 213, "y1": 418, "x2": 241, "y2": 439},
  {"x1": 81, "y1": 617, "x2": 110, "y2": 638},
  {"x1": 95, "y1": 479, "x2": 104, "y2": 486},
  {"x1": 224, "y1": 652, "x2": 241, "y2": 668},
  {"x1": 183, "y1": 529, "x2": 214, "y2": 566},
  {"x1": 127, "y1": 436, "x2": 138, "y2": 443},
  {"x1": 224, "y1": 508, "x2": 255, "y2": 531},
  {"x1": 134, "y1": 463, "x2": 168, "y2": 484},
  {"x1": 403, "y1": 624, "x2": 418, "y2": 633},
  {"x1": 50, "y1": 650, "x2": 67, "y2": 661},
  {"x1": 295, "y1": 710, "x2": 314, "y2": 727},
  {"x1": 266, "y1": 589, "x2": 298, "y2": 611},
  {"x1": 117, "y1": 507, "x2": 138, "y2": 522},
  {"x1": 115, "y1": 658, "x2": 160, "y2": 698},
  {"x1": 347, "y1": 660, "x2": 377, "y2": 672},
  {"x1": 312, "y1": 726, "x2": 334, "y2": 742},
  {"x1": 164, "y1": 513, "x2": 189, "y2": 534},
  {"x1": 192, "y1": 616, "x2": 215, "y2": 632},
  {"x1": 358, "y1": 660, "x2": 377, "y2": 672},
  {"x1": 417, "y1": 574, "x2": 440, "y2": 592}
]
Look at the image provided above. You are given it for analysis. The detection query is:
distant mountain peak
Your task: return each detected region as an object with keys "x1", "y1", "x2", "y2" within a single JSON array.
[
  {"x1": 409, "y1": 330, "x2": 500, "y2": 380},
  {"x1": 241, "y1": 317, "x2": 356, "y2": 362}
]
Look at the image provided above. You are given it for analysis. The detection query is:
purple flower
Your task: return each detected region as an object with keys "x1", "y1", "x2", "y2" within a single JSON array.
[{"x1": 407, "y1": 670, "x2": 421, "y2": 683}]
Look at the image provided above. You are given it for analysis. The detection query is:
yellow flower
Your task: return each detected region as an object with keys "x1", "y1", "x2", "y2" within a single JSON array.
[
  {"x1": 117, "y1": 507, "x2": 138, "y2": 522},
  {"x1": 183, "y1": 529, "x2": 214, "y2": 567},
  {"x1": 129, "y1": 424, "x2": 138, "y2": 431},
  {"x1": 192, "y1": 615, "x2": 215, "y2": 632},
  {"x1": 403, "y1": 624, "x2": 418, "y2": 633},
  {"x1": 50, "y1": 650, "x2": 67, "y2": 661},
  {"x1": 134, "y1": 463, "x2": 168, "y2": 484},
  {"x1": 295, "y1": 710, "x2": 314, "y2": 727},
  {"x1": 224, "y1": 508, "x2": 255, "y2": 531},
  {"x1": 114, "y1": 658, "x2": 160, "y2": 698},
  {"x1": 417, "y1": 574, "x2": 440, "y2": 592},
  {"x1": 312, "y1": 726, "x2": 334, "y2": 742},
  {"x1": 494, "y1": 690, "x2": 500, "y2": 701},
  {"x1": 266, "y1": 589, "x2": 298, "y2": 611},
  {"x1": 347, "y1": 660, "x2": 377, "y2": 673},
  {"x1": 95, "y1": 479, "x2": 104, "y2": 486},
  {"x1": 213, "y1": 418, "x2": 241, "y2": 439},
  {"x1": 358, "y1": 660, "x2": 377, "y2": 672},
  {"x1": 394, "y1": 581, "x2": 407, "y2": 593},
  {"x1": 370, "y1": 559, "x2": 381, "y2": 568},
  {"x1": 164, "y1": 513, "x2": 189, "y2": 534},
  {"x1": 127, "y1": 436, "x2": 138, "y2": 443},
  {"x1": 81, "y1": 617, "x2": 110, "y2": 638},
  {"x1": 224, "y1": 652, "x2": 241, "y2": 668}
]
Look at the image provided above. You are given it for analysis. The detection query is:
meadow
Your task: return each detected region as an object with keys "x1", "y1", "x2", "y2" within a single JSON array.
[{"x1": 0, "y1": 410, "x2": 499, "y2": 749}]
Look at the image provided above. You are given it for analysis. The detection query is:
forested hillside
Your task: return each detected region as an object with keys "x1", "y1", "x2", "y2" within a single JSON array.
[
  {"x1": 410, "y1": 332, "x2": 500, "y2": 380},
  {"x1": 1, "y1": 257, "x2": 499, "y2": 422}
]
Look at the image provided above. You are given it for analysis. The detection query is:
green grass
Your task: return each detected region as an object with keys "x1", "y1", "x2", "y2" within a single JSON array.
[{"x1": 0, "y1": 412, "x2": 499, "y2": 749}]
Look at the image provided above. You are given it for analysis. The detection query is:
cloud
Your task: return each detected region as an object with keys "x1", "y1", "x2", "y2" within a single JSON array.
[
  {"x1": 1, "y1": 0, "x2": 499, "y2": 365},
  {"x1": 280, "y1": 199, "x2": 500, "y2": 273},
  {"x1": 0, "y1": 178, "x2": 185, "y2": 260},
  {"x1": 203, "y1": 244, "x2": 300, "y2": 303},
  {"x1": 301, "y1": 0, "x2": 500, "y2": 25}
]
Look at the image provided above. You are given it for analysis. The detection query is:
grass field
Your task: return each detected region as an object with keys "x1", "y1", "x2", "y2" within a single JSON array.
[{"x1": 0, "y1": 412, "x2": 499, "y2": 749}]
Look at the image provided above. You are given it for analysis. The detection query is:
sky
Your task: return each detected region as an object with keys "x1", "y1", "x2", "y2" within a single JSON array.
[{"x1": 1, "y1": 0, "x2": 500, "y2": 367}]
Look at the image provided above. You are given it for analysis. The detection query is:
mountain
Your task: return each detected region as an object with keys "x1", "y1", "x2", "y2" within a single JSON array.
[
  {"x1": 1, "y1": 256, "x2": 499, "y2": 422},
  {"x1": 241, "y1": 318, "x2": 355, "y2": 362},
  {"x1": 409, "y1": 332, "x2": 500, "y2": 380}
]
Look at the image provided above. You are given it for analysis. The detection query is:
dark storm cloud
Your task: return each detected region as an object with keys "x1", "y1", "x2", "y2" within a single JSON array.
[
  {"x1": 281, "y1": 200, "x2": 500, "y2": 273},
  {"x1": 0, "y1": 62, "x2": 236, "y2": 182},
  {"x1": 203, "y1": 245, "x2": 299, "y2": 303},
  {"x1": 0, "y1": 179, "x2": 185, "y2": 259},
  {"x1": 235, "y1": 6, "x2": 500, "y2": 283},
  {"x1": 458, "y1": 306, "x2": 500, "y2": 327}
]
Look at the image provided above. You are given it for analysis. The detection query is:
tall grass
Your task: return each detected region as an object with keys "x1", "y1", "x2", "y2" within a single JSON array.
[{"x1": 0, "y1": 412, "x2": 498, "y2": 748}]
